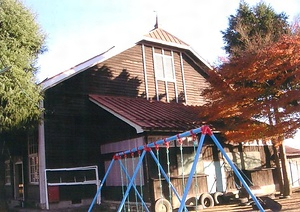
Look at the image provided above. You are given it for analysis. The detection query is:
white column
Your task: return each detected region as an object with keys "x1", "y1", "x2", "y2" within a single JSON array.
[{"x1": 38, "y1": 100, "x2": 47, "y2": 209}]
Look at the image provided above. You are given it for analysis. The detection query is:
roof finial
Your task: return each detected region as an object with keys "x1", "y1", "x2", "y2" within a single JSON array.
[{"x1": 154, "y1": 11, "x2": 159, "y2": 29}]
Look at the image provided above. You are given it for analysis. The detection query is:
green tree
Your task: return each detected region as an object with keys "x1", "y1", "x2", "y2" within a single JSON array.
[
  {"x1": 0, "y1": 0, "x2": 45, "y2": 132},
  {"x1": 222, "y1": 1, "x2": 290, "y2": 58},
  {"x1": 202, "y1": 1, "x2": 297, "y2": 197},
  {"x1": 0, "y1": 1, "x2": 45, "y2": 208}
]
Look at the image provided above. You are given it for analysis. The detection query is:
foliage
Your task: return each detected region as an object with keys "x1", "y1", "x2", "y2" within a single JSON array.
[
  {"x1": 0, "y1": 0, "x2": 46, "y2": 132},
  {"x1": 201, "y1": 2, "x2": 300, "y2": 146},
  {"x1": 222, "y1": 1, "x2": 290, "y2": 58},
  {"x1": 202, "y1": 34, "x2": 300, "y2": 145}
]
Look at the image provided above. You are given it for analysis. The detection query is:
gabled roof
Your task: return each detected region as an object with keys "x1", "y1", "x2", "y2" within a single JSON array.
[
  {"x1": 41, "y1": 27, "x2": 212, "y2": 90},
  {"x1": 89, "y1": 94, "x2": 204, "y2": 133}
]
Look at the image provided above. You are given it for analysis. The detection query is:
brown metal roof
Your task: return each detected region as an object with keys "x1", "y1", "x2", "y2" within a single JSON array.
[
  {"x1": 144, "y1": 27, "x2": 189, "y2": 46},
  {"x1": 285, "y1": 145, "x2": 300, "y2": 157},
  {"x1": 89, "y1": 94, "x2": 204, "y2": 132}
]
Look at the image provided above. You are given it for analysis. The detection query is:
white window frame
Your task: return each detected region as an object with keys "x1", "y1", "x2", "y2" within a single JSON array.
[
  {"x1": 28, "y1": 134, "x2": 39, "y2": 184},
  {"x1": 153, "y1": 48, "x2": 178, "y2": 102},
  {"x1": 5, "y1": 160, "x2": 11, "y2": 185},
  {"x1": 154, "y1": 52, "x2": 175, "y2": 82}
]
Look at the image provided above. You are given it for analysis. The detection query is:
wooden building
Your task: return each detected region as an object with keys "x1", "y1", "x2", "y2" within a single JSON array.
[
  {"x1": 3, "y1": 25, "x2": 280, "y2": 210},
  {"x1": 286, "y1": 145, "x2": 300, "y2": 188}
]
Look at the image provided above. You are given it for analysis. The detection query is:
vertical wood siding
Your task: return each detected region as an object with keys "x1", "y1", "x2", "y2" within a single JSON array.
[
  {"x1": 141, "y1": 44, "x2": 149, "y2": 99},
  {"x1": 43, "y1": 41, "x2": 215, "y2": 202},
  {"x1": 144, "y1": 45, "x2": 156, "y2": 99},
  {"x1": 142, "y1": 44, "x2": 209, "y2": 105},
  {"x1": 182, "y1": 54, "x2": 210, "y2": 105},
  {"x1": 167, "y1": 82, "x2": 176, "y2": 102},
  {"x1": 173, "y1": 52, "x2": 185, "y2": 103}
]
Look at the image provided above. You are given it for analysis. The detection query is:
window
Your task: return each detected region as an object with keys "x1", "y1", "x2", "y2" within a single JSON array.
[
  {"x1": 153, "y1": 49, "x2": 179, "y2": 102},
  {"x1": 154, "y1": 53, "x2": 175, "y2": 82},
  {"x1": 5, "y1": 160, "x2": 11, "y2": 185},
  {"x1": 28, "y1": 134, "x2": 39, "y2": 184}
]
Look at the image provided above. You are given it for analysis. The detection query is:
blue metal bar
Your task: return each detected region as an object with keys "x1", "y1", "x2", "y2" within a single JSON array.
[
  {"x1": 149, "y1": 149, "x2": 188, "y2": 212},
  {"x1": 90, "y1": 126, "x2": 265, "y2": 212},
  {"x1": 210, "y1": 134, "x2": 265, "y2": 212},
  {"x1": 118, "y1": 160, "x2": 150, "y2": 212},
  {"x1": 178, "y1": 132, "x2": 206, "y2": 212},
  {"x1": 88, "y1": 158, "x2": 115, "y2": 212},
  {"x1": 115, "y1": 128, "x2": 202, "y2": 157},
  {"x1": 118, "y1": 150, "x2": 147, "y2": 212},
  {"x1": 89, "y1": 127, "x2": 201, "y2": 211}
]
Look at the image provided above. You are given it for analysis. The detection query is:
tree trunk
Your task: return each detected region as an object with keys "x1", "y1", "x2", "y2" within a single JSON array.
[
  {"x1": 273, "y1": 145, "x2": 284, "y2": 195},
  {"x1": 272, "y1": 107, "x2": 291, "y2": 196},
  {"x1": 279, "y1": 142, "x2": 292, "y2": 197}
]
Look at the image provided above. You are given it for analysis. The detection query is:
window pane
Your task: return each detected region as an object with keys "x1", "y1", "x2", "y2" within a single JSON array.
[
  {"x1": 28, "y1": 132, "x2": 39, "y2": 183},
  {"x1": 154, "y1": 53, "x2": 175, "y2": 82},
  {"x1": 28, "y1": 134, "x2": 38, "y2": 155},
  {"x1": 164, "y1": 56, "x2": 174, "y2": 80},
  {"x1": 154, "y1": 54, "x2": 164, "y2": 79},
  {"x1": 29, "y1": 154, "x2": 39, "y2": 183}
]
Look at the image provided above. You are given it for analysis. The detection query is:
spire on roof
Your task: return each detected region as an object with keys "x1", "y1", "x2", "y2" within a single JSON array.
[{"x1": 154, "y1": 11, "x2": 159, "y2": 29}]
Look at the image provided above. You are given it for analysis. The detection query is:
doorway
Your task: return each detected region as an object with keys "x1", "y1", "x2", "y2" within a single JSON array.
[{"x1": 14, "y1": 162, "x2": 24, "y2": 200}]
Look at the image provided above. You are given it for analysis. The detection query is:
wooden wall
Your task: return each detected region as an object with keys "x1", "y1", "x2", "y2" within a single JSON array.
[
  {"x1": 44, "y1": 41, "x2": 211, "y2": 168},
  {"x1": 43, "y1": 40, "x2": 279, "y2": 204}
]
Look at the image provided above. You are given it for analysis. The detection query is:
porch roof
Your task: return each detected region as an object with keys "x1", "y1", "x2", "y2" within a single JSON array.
[
  {"x1": 89, "y1": 94, "x2": 205, "y2": 133},
  {"x1": 285, "y1": 145, "x2": 300, "y2": 157}
]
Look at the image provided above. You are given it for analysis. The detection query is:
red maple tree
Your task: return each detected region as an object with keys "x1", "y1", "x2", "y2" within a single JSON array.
[{"x1": 201, "y1": 34, "x2": 300, "y2": 146}]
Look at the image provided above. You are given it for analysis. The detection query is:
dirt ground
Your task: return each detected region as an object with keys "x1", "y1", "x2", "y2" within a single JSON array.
[
  {"x1": 7, "y1": 188, "x2": 300, "y2": 211},
  {"x1": 203, "y1": 188, "x2": 300, "y2": 212},
  {"x1": 93, "y1": 188, "x2": 300, "y2": 212}
]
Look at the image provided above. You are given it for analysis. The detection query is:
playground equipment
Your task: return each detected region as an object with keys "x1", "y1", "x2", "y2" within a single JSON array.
[{"x1": 88, "y1": 126, "x2": 265, "y2": 212}]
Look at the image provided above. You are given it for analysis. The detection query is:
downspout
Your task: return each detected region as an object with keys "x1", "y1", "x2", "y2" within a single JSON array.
[{"x1": 38, "y1": 100, "x2": 47, "y2": 209}]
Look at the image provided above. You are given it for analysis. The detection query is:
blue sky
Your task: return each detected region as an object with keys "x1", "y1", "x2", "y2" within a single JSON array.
[
  {"x1": 20, "y1": 0, "x2": 300, "y2": 146},
  {"x1": 22, "y1": 0, "x2": 300, "y2": 81}
]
